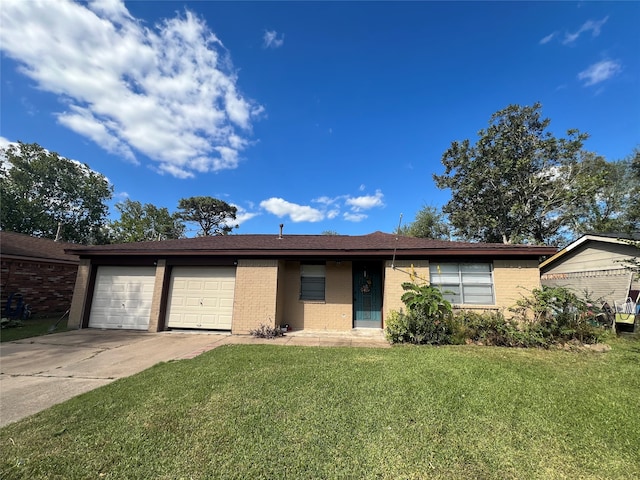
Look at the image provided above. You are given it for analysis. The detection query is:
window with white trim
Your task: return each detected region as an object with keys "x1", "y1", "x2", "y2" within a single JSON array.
[
  {"x1": 430, "y1": 263, "x2": 494, "y2": 305},
  {"x1": 300, "y1": 263, "x2": 325, "y2": 301}
]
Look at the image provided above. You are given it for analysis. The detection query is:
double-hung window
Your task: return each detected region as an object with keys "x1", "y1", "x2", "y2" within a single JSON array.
[
  {"x1": 300, "y1": 263, "x2": 325, "y2": 301},
  {"x1": 430, "y1": 263, "x2": 494, "y2": 305}
]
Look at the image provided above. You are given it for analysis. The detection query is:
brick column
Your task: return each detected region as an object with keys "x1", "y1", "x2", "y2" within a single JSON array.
[
  {"x1": 148, "y1": 259, "x2": 168, "y2": 332},
  {"x1": 68, "y1": 259, "x2": 92, "y2": 329}
]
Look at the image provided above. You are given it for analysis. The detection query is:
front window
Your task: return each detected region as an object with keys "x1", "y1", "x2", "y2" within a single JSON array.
[
  {"x1": 430, "y1": 263, "x2": 494, "y2": 305},
  {"x1": 300, "y1": 263, "x2": 325, "y2": 301}
]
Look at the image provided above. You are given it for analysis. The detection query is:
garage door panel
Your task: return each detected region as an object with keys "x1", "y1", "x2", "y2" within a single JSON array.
[
  {"x1": 167, "y1": 267, "x2": 236, "y2": 330},
  {"x1": 89, "y1": 267, "x2": 155, "y2": 330},
  {"x1": 220, "y1": 298, "x2": 234, "y2": 308}
]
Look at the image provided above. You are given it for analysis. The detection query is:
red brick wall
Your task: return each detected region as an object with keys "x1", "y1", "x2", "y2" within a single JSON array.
[{"x1": 1, "y1": 259, "x2": 78, "y2": 317}]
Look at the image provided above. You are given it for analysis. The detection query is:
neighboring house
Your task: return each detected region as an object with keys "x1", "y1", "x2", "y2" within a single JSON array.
[
  {"x1": 1, "y1": 231, "x2": 79, "y2": 317},
  {"x1": 65, "y1": 231, "x2": 556, "y2": 334},
  {"x1": 540, "y1": 233, "x2": 640, "y2": 305}
]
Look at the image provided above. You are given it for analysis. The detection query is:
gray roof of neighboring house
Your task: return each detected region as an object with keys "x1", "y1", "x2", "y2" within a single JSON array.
[
  {"x1": 0, "y1": 231, "x2": 79, "y2": 264},
  {"x1": 66, "y1": 231, "x2": 556, "y2": 259}
]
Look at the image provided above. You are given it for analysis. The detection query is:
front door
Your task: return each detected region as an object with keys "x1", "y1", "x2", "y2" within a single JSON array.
[{"x1": 353, "y1": 262, "x2": 382, "y2": 328}]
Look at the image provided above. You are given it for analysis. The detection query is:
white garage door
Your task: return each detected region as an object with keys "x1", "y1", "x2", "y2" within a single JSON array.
[
  {"x1": 166, "y1": 267, "x2": 236, "y2": 330},
  {"x1": 89, "y1": 266, "x2": 156, "y2": 330}
]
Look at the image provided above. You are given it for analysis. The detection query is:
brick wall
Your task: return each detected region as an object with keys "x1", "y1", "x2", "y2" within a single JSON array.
[
  {"x1": 383, "y1": 260, "x2": 430, "y2": 326},
  {"x1": 281, "y1": 261, "x2": 353, "y2": 331},
  {"x1": 232, "y1": 259, "x2": 279, "y2": 334},
  {"x1": 493, "y1": 259, "x2": 541, "y2": 316},
  {"x1": 148, "y1": 259, "x2": 167, "y2": 332},
  {"x1": 68, "y1": 259, "x2": 91, "y2": 329},
  {"x1": 382, "y1": 259, "x2": 542, "y2": 320},
  {"x1": 1, "y1": 259, "x2": 77, "y2": 317}
]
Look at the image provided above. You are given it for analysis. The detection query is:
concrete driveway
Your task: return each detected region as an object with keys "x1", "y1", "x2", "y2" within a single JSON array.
[
  {"x1": 1, "y1": 328, "x2": 389, "y2": 428},
  {"x1": 0, "y1": 329, "x2": 229, "y2": 427}
]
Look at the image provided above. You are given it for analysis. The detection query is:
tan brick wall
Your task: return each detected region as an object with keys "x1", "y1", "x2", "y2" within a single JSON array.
[
  {"x1": 493, "y1": 259, "x2": 541, "y2": 316},
  {"x1": 382, "y1": 259, "x2": 541, "y2": 320},
  {"x1": 383, "y1": 260, "x2": 430, "y2": 326},
  {"x1": 148, "y1": 259, "x2": 167, "y2": 332},
  {"x1": 275, "y1": 260, "x2": 287, "y2": 327},
  {"x1": 68, "y1": 259, "x2": 92, "y2": 329},
  {"x1": 232, "y1": 259, "x2": 279, "y2": 334},
  {"x1": 281, "y1": 261, "x2": 353, "y2": 331}
]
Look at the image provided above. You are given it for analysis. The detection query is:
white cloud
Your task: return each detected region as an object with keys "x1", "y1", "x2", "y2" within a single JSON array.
[
  {"x1": 259, "y1": 188, "x2": 385, "y2": 224},
  {"x1": 313, "y1": 195, "x2": 344, "y2": 206},
  {"x1": 263, "y1": 30, "x2": 284, "y2": 49},
  {"x1": 230, "y1": 204, "x2": 260, "y2": 226},
  {"x1": 345, "y1": 189, "x2": 384, "y2": 212},
  {"x1": 578, "y1": 60, "x2": 622, "y2": 86},
  {"x1": 260, "y1": 198, "x2": 324, "y2": 222},
  {"x1": 539, "y1": 32, "x2": 556, "y2": 45},
  {"x1": 562, "y1": 16, "x2": 608, "y2": 45},
  {"x1": 0, "y1": 0, "x2": 262, "y2": 178},
  {"x1": 0, "y1": 137, "x2": 12, "y2": 150},
  {"x1": 344, "y1": 212, "x2": 367, "y2": 222},
  {"x1": 113, "y1": 191, "x2": 130, "y2": 201},
  {"x1": 326, "y1": 209, "x2": 340, "y2": 220}
]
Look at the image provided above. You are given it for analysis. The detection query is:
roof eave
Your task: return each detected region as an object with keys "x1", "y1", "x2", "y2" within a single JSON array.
[{"x1": 70, "y1": 247, "x2": 556, "y2": 258}]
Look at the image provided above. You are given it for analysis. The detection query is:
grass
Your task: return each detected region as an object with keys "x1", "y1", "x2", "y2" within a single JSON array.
[
  {"x1": 1, "y1": 336, "x2": 639, "y2": 479},
  {"x1": 0, "y1": 315, "x2": 69, "y2": 343}
]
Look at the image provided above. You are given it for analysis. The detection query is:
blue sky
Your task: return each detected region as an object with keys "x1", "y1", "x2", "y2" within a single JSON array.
[{"x1": 1, "y1": 0, "x2": 638, "y2": 237}]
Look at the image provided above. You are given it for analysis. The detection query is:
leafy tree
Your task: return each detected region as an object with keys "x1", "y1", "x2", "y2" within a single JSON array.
[
  {"x1": 177, "y1": 196, "x2": 238, "y2": 236},
  {"x1": 433, "y1": 103, "x2": 587, "y2": 245},
  {"x1": 0, "y1": 142, "x2": 112, "y2": 244},
  {"x1": 624, "y1": 147, "x2": 640, "y2": 229},
  {"x1": 399, "y1": 205, "x2": 450, "y2": 239},
  {"x1": 111, "y1": 199, "x2": 185, "y2": 243},
  {"x1": 565, "y1": 150, "x2": 639, "y2": 235},
  {"x1": 321, "y1": 230, "x2": 339, "y2": 235}
]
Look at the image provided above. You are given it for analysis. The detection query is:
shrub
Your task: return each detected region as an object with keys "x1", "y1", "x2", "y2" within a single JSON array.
[
  {"x1": 453, "y1": 311, "x2": 546, "y2": 348},
  {"x1": 385, "y1": 283, "x2": 457, "y2": 345},
  {"x1": 249, "y1": 323, "x2": 284, "y2": 339},
  {"x1": 384, "y1": 310, "x2": 411, "y2": 344},
  {"x1": 510, "y1": 286, "x2": 606, "y2": 345}
]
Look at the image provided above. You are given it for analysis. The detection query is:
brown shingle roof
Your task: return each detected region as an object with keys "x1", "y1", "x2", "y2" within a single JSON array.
[
  {"x1": 65, "y1": 231, "x2": 556, "y2": 258},
  {"x1": 1, "y1": 231, "x2": 79, "y2": 264}
]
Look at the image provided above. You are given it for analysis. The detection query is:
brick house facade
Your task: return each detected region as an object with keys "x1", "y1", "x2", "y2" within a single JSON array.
[
  {"x1": 66, "y1": 232, "x2": 556, "y2": 334},
  {"x1": 1, "y1": 232, "x2": 79, "y2": 317}
]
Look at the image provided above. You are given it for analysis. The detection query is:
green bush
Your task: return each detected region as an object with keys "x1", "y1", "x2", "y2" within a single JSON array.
[
  {"x1": 385, "y1": 283, "x2": 457, "y2": 345},
  {"x1": 453, "y1": 311, "x2": 546, "y2": 348},
  {"x1": 387, "y1": 284, "x2": 607, "y2": 347},
  {"x1": 510, "y1": 286, "x2": 606, "y2": 345}
]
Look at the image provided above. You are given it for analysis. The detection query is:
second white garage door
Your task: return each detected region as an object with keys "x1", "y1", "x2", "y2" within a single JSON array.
[{"x1": 166, "y1": 267, "x2": 236, "y2": 330}]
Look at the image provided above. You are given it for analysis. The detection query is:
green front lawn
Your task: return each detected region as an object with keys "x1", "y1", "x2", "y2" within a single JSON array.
[
  {"x1": 0, "y1": 315, "x2": 69, "y2": 343},
  {"x1": 1, "y1": 338, "x2": 639, "y2": 479}
]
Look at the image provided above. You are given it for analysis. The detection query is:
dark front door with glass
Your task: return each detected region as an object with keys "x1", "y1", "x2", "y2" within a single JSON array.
[{"x1": 353, "y1": 262, "x2": 382, "y2": 328}]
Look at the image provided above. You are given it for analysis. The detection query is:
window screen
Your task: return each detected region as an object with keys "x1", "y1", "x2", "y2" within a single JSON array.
[{"x1": 300, "y1": 264, "x2": 325, "y2": 300}]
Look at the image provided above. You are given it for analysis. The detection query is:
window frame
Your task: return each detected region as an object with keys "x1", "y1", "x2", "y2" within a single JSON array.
[
  {"x1": 300, "y1": 263, "x2": 326, "y2": 301},
  {"x1": 430, "y1": 262, "x2": 495, "y2": 305}
]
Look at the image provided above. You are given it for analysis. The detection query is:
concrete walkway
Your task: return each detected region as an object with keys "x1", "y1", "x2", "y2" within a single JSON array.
[{"x1": 0, "y1": 329, "x2": 389, "y2": 427}]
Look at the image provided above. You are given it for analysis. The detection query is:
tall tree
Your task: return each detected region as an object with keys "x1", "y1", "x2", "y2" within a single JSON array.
[
  {"x1": 177, "y1": 196, "x2": 238, "y2": 236},
  {"x1": 399, "y1": 205, "x2": 450, "y2": 239},
  {"x1": 624, "y1": 147, "x2": 640, "y2": 229},
  {"x1": 0, "y1": 142, "x2": 112, "y2": 244},
  {"x1": 111, "y1": 199, "x2": 185, "y2": 243},
  {"x1": 433, "y1": 103, "x2": 587, "y2": 245},
  {"x1": 565, "y1": 150, "x2": 639, "y2": 235}
]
